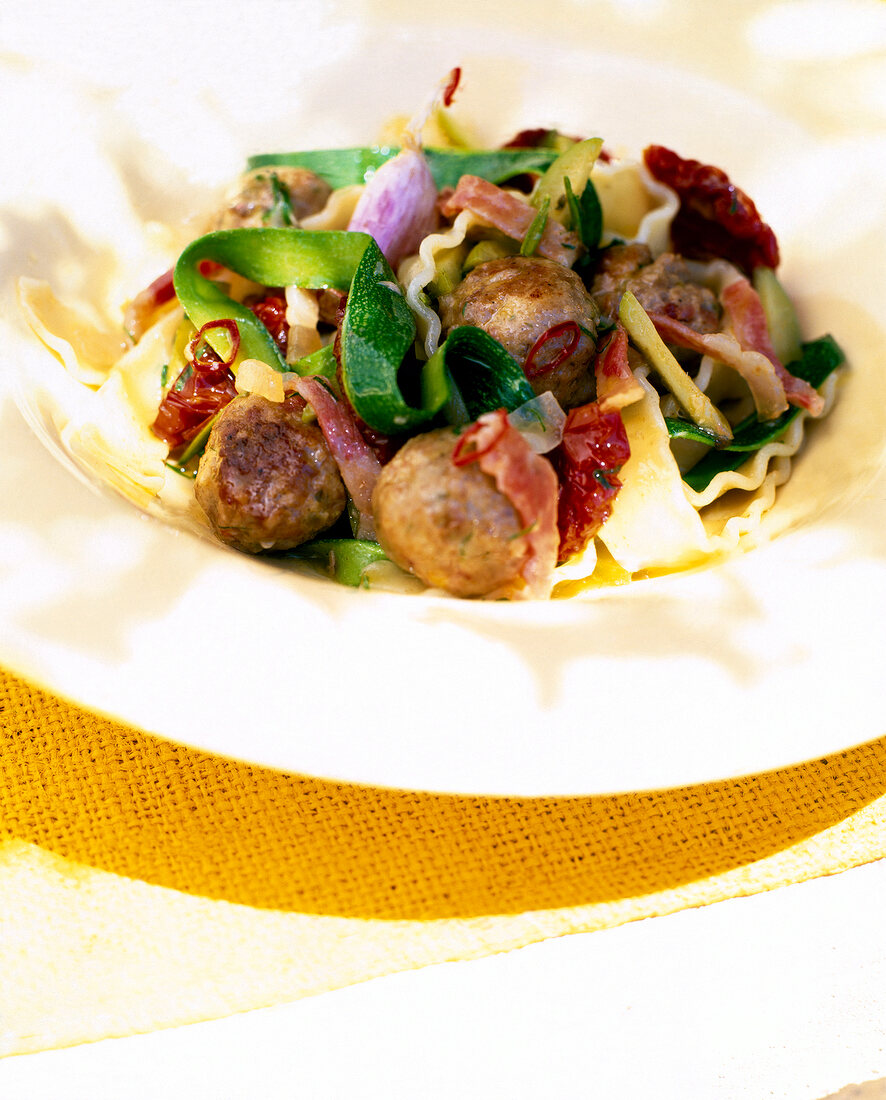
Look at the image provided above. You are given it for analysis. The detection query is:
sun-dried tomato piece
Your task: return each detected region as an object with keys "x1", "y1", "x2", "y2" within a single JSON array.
[
  {"x1": 152, "y1": 348, "x2": 237, "y2": 454},
  {"x1": 502, "y1": 128, "x2": 561, "y2": 149},
  {"x1": 248, "y1": 293, "x2": 289, "y2": 353},
  {"x1": 643, "y1": 145, "x2": 779, "y2": 273},
  {"x1": 552, "y1": 401, "x2": 630, "y2": 561}
]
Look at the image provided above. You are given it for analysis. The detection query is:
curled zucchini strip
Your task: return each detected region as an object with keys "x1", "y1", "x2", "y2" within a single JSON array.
[
  {"x1": 174, "y1": 227, "x2": 534, "y2": 437},
  {"x1": 618, "y1": 289, "x2": 733, "y2": 444}
]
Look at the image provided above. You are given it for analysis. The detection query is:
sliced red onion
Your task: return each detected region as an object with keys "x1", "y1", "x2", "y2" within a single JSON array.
[
  {"x1": 347, "y1": 147, "x2": 438, "y2": 270},
  {"x1": 290, "y1": 375, "x2": 382, "y2": 539},
  {"x1": 123, "y1": 267, "x2": 175, "y2": 340}
]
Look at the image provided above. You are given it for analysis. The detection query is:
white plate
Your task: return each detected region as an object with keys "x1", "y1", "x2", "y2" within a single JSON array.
[{"x1": 2, "y1": 2, "x2": 886, "y2": 795}]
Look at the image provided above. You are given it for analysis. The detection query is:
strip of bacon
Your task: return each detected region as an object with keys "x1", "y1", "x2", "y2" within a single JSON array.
[
  {"x1": 648, "y1": 311, "x2": 789, "y2": 422},
  {"x1": 455, "y1": 409, "x2": 559, "y2": 599},
  {"x1": 291, "y1": 375, "x2": 383, "y2": 539},
  {"x1": 440, "y1": 175, "x2": 581, "y2": 267},
  {"x1": 123, "y1": 268, "x2": 176, "y2": 341},
  {"x1": 720, "y1": 277, "x2": 824, "y2": 416},
  {"x1": 594, "y1": 324, "x2": 644, "y2": 412}
]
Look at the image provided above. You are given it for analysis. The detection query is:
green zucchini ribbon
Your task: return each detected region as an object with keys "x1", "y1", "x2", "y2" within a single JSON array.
[
  {"x1": 173, "y1": 227, "x2": 534, "y2": 436},
  {"x1": 246, "y1": 145, "x2": 561, "y2": 191}
]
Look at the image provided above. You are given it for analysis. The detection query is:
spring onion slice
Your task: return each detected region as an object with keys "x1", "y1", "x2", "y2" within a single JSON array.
[
  {"x1": 520, "y1": 196, "x2": 550, "y2": 257},
  {"x1": 246, "y1": 146, "x2": 561, "y2": 191},
  {"x1": 285, "y1": 538, "x2": 388, "y2": 587},
  {"x1": 531, "y1": 137, "x2": 603, "y2": 224}
]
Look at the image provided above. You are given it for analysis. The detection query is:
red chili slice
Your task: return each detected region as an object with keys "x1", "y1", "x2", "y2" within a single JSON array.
[
  {"x1": 524, "y1": 321, "x2": 582, "y2": 379},
  {"x1": 188, "y1": 318, "x2": 241, "y2": 370},
  {"x1": 452, "y1": 409, "x2": 509, "y2": 467},
  {"x1": 643, "y1": 144, "x2": 779, "y2": 273},
  {"x1": 442, "y1": 67, "x2": 462, "y2": 107}
]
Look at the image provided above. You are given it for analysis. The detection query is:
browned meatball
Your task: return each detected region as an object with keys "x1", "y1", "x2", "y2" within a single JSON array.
[
  {"x1": 438, "y1": 256, "x2": 599, "y2": 410},
  {"x1": 590, "y1": 243, "x2": 721, "y2": 333},
  {"x1": 588, "y1": 242, "x2": 654, "y2": 320},
  {"x1": 195, "y1": 394, "x2": 346, "y2": 553},
  {"x1": 372, "y1": 428, "x2": 529, "y2": 598},
  {"x1": 629, "y1": 252, "x2": 721, "y2": 333},
  {"x1": 213, "y1": 166, "x2": 332, "y2": 230}
]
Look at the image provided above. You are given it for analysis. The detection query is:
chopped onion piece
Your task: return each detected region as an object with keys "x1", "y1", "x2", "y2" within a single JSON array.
[
  {"x1": 508, "y1": 391, "x2": 567, "y2": 453},
  {"x1": 235, "y1": 358, "x2": 285, "y2": 402},
  {"x1": 284, "y1": 285, "x2": 323, "y2": 362}
]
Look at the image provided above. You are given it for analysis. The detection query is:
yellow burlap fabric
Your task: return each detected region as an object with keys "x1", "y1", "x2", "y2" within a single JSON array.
[{"x1": 2, "y1": 664, "x2": 886, "y2": 1056}]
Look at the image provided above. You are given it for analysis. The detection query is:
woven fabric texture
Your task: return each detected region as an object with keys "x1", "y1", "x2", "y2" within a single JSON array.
[{"x1": 2, "y1": 665, "x2": 885, "y2": 1054}]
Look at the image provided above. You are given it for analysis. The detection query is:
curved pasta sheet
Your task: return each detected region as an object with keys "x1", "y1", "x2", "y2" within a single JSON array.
[
  {"x1": 61, "y1": 383, "x2": 167, "y2": 506},
  {"x1": 599, "y1": 368, "x2": 839, "y2": 573},
  {"x1": 694, "y1": 457, "x2": 789, "y2": 550},
  {"x1": 400, "y1": 208, "x2": 480, "y2": 358},
  {"x1": 17, "y1": 277, "x2": 130, "y2": 387},
  {"x1": 300, "y1": 184, "x2": 364, "y2": 231},
  {"x1": 20, "y1": 282, "x2": 176, "y2": 506},
  {"x1": 686, "y1": 369, "x2": 840, "y2": 511},
  {"x1": 60, "y1": 308, "x2": 176, "y2": 503},
  {"x1": 553, "y1": 537, "x2": 598, "y2": 583},
  {"x1": 592, "y1": 159, "x2": 678, "y2": 256},
  {"x1": 597, "y1": 373, "x2": 711, "y2": 572}
]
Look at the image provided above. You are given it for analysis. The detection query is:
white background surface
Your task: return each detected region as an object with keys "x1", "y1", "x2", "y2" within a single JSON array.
[
  {"x1": 3, "y1": 1, "x2": 886, "y2": 1096},
  {"x1": 1, "y1": 859, "x2": 885, "y2": 1099}
]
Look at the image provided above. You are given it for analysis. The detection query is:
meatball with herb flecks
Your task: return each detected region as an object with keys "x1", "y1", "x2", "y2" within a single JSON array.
[
  {"x1": 590, "y1": 243, "x2": 721, "y2": 333},
  {"x1": 213, "y1": 166, "x2": 332, "y2": 230},
  {"x1": 195, "y1": 394, "x2": 346, "y2": 553},
  {"x1": 438, "y1": 255, "x2": 599, "y2": 410},
  {"x1": 371, "y1": 427, "x2": 529, "y2": 598}
]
